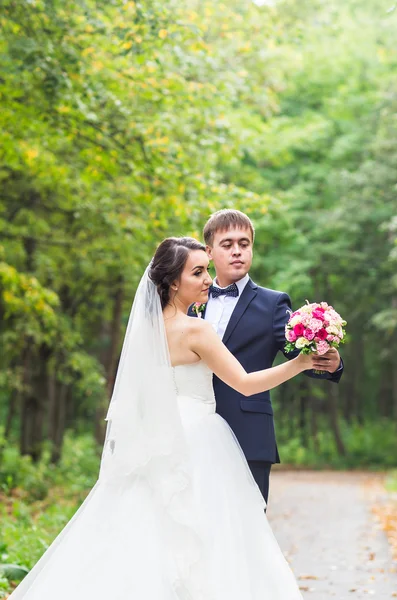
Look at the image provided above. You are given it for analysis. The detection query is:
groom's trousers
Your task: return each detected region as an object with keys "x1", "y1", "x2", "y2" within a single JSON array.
[{"x1": 248, "y1": 461, "x2": 272, "y2": 505}]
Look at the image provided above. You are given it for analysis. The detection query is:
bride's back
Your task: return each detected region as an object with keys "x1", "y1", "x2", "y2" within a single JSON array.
[{"x1": 164, "y1": 313, "x2": 201, "y2": 368}]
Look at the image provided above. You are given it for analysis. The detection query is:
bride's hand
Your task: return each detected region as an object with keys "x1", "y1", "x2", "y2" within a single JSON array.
[{"x1": 296, "y1": 352, "x2": 316, "y2": 372}]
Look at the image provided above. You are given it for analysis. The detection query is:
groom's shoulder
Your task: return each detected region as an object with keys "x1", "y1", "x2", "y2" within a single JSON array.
[{"x1": 251, "y1": 281, "x2": 291, "y2": 303}]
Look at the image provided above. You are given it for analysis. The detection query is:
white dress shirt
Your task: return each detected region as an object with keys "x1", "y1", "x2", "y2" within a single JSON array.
[{"x1": 205, "y1": 274, "x2": 250, "y2": 339}]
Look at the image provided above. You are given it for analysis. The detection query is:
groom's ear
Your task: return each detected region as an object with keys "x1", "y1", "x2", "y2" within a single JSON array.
[{"x1": 206, "y1": 245, "x2": 213, "y2": 259}]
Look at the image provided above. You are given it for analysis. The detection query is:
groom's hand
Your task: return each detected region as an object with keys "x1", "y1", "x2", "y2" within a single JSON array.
[{"x1": 312, "y1": 348, "x2": 341, "y2": 373}]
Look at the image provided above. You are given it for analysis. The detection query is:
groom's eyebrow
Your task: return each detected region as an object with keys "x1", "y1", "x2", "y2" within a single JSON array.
[{"x1": 219, "y1": 236, "x2": 251, "y2": 244}]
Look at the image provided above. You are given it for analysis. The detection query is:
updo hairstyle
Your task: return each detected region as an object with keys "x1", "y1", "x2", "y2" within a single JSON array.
[{"x1": 149, "y1": 237, "x2": 206, "y2": 309}]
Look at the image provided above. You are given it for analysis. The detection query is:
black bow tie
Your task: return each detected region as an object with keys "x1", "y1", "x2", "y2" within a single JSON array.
[{"x1": 209, "y1": 283, "x2": 239, "y2": 298}]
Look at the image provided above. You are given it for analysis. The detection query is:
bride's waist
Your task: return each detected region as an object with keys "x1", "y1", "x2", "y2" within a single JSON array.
[{"x1": 177, "y1": 394, "x2": 216, "y2": 424}]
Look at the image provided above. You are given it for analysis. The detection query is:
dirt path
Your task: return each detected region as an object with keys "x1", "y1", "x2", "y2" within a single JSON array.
[{"x1": 267, "y1": 470, "x2": 397, "y2": 599}]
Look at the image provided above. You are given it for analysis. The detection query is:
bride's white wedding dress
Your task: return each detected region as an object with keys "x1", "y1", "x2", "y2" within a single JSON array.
[{"x1": 10, "y1": 361, "x2": 302, "y2": 600}]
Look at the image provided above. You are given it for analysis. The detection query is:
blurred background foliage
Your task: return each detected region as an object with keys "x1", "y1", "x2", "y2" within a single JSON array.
[{"x1": 0, "y1": 0, "x2": 397, "y2": 592}]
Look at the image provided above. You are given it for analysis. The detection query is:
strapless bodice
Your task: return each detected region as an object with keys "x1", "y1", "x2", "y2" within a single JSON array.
[{"x1": 173, "y1": 361, "x2": 216, "y2": 426}]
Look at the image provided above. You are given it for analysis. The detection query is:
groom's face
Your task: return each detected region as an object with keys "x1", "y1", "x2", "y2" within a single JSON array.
[{"x1": 206, "y1": 227, "x2": 253, "y2": 286}]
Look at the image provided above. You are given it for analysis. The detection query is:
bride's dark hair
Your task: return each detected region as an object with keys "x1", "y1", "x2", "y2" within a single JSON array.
[{"x1": 149, "y1": 237, "x2": 206, "y2": 309}]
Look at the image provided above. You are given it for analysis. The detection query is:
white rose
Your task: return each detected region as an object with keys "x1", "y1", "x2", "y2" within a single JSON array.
[
  {"x1": 326, "y1": 325, "x2": 339, "y2": 335},
  {"x1": 296, "y1": 336, "x2": 311, "y2": 348},
  {"x1": 289, "y1": 315, "x2": 302, "y2": 327},
  {"x1": 300, "y1": 305, "x2": 312, "y2": 314}
]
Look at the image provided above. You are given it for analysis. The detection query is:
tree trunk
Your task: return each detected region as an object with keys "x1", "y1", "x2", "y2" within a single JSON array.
[
  {"x1": 50, "y1": 384, "x2": 69, "y2": 464},
  {"x1": 352, "y1": 335, "x2": 363, "y2": 423},
  {"x1": 48, "y1": 370, "x2": 57, "y2": 442},
  {"x1": 19, "y1": 345, "x2": 50, "y2": 461},
  {"x1": 378, "y1": 360, "x2": 391, "y2": 418},
  {"x1": 19, "y1": 346, "x2": 33, "y2": 457},
  {"x1": 47, "y1": 366, "x2": 69, "y2": 464},
  {"x1": 328, "y1": 384, "x2": 346, "y2": 456},
  {"x1": 24, "y1": 235, "x2": 36, "y2": 273},
  {"x1": 392, "y1": 365, "x2": 397, "y2": 420},
  {"x1": 5, "y1": 391, "x2": 18, "y2": 439},
  {"x1": 310, "y1": 401, "x2": 320, "y2": 455},
  {"x1": 20, "y1": 395, "x2": 44, "y2": 461}
]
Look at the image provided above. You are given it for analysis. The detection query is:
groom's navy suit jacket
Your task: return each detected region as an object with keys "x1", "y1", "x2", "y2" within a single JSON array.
[{"x1": 188, "y1": 279, "x2": 344, "y2": 464}]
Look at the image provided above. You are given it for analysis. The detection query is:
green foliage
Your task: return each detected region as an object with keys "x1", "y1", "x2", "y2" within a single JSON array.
[
  {"x1": 0, "y1": 429, "x2": 99, "y2": 500},
  {"x1": 278, "y1": 418, "x2": 397, "y2": 469},
  {"x1": 0, "y1": 432, "x2": 99, "y2": 596},
  {"x1": 0, "y1": 493, "x2": 83, "y2": 598}
]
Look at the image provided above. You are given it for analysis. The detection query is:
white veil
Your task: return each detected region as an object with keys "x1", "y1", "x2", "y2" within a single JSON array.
[
  {"x1": 99, "y1": 263, "x2": 209, "y2": 599},
  {"x1": 99, "y1": 263, "x2": 183, "y2": 480}
]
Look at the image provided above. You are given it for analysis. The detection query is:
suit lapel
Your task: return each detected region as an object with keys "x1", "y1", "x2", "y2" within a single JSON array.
[
  {"x1": 222, "y1": 279, "x2": 257, "y2": 345},
  {"x1": 201, "y1": 303, "x2": 208, "y2": 319}
]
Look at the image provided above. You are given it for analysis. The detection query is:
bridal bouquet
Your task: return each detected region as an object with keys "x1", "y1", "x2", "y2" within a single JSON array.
[{"x1": 285, "y1": 301, "x2": 347, "y2": 356}]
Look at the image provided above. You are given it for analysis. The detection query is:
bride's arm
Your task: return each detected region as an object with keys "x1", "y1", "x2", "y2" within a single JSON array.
[{"x1": 188, "y1": 319, "x2": 315, "y2": 396}]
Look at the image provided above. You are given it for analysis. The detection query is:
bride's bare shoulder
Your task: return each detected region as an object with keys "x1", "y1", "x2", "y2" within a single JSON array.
[
  {"x1": 185, "y1": 315, "x2": 213, "y2": 336},
  {"x1": 164, "y1": 313, "x2": 214, "y2": 343}
]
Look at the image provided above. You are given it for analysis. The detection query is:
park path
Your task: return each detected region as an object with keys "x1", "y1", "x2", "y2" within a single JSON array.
[{"x1": 267, "y1": 470, "x2": 397, "y2": 599}]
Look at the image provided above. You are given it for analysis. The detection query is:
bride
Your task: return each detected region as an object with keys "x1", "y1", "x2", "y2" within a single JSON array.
[{"x1": 9, "y1": 237, "x2": 315, "y2": 600}]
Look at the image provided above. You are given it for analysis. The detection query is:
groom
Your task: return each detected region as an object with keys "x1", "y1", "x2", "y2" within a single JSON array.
[{"x1": 188, "y1": 209, "x2": 343, "y2": 503}]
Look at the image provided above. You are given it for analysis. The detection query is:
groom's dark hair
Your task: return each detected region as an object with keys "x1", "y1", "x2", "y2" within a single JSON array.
[
  {"x1": 203, "y1": 209, "x2": 255, "y2": 247},
  {"x1": 149, "y1": 237, "x2": 205, "y2": 310}
]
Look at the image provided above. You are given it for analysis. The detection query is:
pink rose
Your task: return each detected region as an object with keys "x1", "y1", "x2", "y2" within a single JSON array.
[
  {"x1": 286, "y1": 329, "x2": 297, "y2": 342},
  {"x1": 303, "y1": 328, "x2": 315, "y2": 341},
  {"x1": 293, "y1": 323, "x2": 305, "y2": 336},
  {"x1": 312, "y1": 309, "x2": 325, "y2": 321},
  {"x1": 315, "y1": 340, "x2": 329, "y2": 355},
  {"x1": 326, "y1": 334, "x2": 340, "y2": 343},
  {"x1": 317, "y1": 328, "x2": 328, "y2": 340},
  {"x1": 290, "y1": 311, "x2": 301, "y2": 318},
  {"x1": 308, "y1": 317, "x2": 323, "y2": 333}
]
